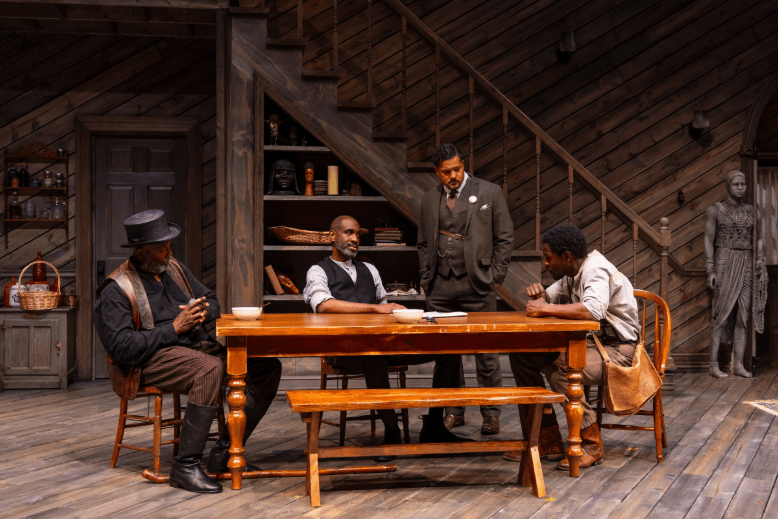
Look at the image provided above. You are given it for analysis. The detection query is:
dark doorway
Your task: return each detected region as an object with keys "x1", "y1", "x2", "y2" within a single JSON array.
[{"x1": 92, "y1": 136, "x2": 189, "y2": 379}]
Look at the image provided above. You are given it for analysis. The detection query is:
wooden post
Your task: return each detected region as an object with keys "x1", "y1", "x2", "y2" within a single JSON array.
[
  {"x1": 297, "y1": 0, "x2": 303, "y2": 39},
  {"x1": 435, "y1": 47, "x2": 440, "y2": 148},
  {"x1": 216, "y1": 8, "x2": 231, "y2": 314},
  {"x1": 632, "y1": 223, "x2": 639, "y2": 287},
  {"x1": 600, "y1": 194, "x2": 606, "y2": 253},
  {"x1": 502, "y1": 107, "x2": 508, "y2": 202},
  {"x1": 367, "y1": 0, "x2": 373, "y2": 106},
  {"x1": 535, "y1": 136, "x2": 541, "y2": 250},
  {"x1": 658, "y1": 217, "x2": 670, "y2": 305},
  {"x1": 332, "y1": 0, "x2": 338, "y2": 70},
  {"x1": 567, "y1": 165, "x2": 574, "y2": 224},
  {"x1": 401, "y1": 16, "x2": 407, "y2": 135},
  {"x1": 469, "y1": 76, "x2": 475, "y2": 174}
]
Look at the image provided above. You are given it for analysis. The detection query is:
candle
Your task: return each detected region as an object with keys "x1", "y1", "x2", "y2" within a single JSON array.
[{"x1": 327, "y1": 166, "x2": 338, "y2": 195}]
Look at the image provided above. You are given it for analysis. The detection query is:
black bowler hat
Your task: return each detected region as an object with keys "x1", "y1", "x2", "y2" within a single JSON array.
[{"x1": 120, "y1": 209, "x2": 181, "y2": 248}]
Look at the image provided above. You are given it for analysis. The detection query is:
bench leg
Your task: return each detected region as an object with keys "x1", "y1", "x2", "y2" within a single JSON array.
[
  {"x1": 518, "y1": 403, "x2": 546, "y2": 498},
  {"x1": 307, "y1": 411, "x2": 322, "y2": 507}
]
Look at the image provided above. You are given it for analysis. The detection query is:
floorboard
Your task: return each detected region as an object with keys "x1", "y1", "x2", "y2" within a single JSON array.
[{"x1": 1, "y1": 360, "x2": 777, "y2": 519}]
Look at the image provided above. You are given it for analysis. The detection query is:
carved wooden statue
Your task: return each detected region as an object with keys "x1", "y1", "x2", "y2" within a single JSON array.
[
  {"x1": 704, "y1": 170, "x2": 767, "y2": 378},
  {"x1": 266, "y1": 159, "x2": 302, "y2": 195},
  {"x1": 265, "y1": 114, "x2": 284, "y2": 145}
]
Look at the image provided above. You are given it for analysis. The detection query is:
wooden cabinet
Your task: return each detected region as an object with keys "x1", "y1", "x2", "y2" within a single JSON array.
[{"x1": 0, "y1": 307, "x2": 76, "y2": 389}]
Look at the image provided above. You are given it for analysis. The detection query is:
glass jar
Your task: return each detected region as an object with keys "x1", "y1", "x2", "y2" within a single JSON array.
[
  {"x1": 22, "y1": 199, "x2": 34, "y2": 219},
  {"x1": 43, "y1": 170, "x2": 53, "y2": 188},
  {"x1": 9, "y1": 192, "x2": 22, "y2": 219},
  {"x1": 54, "y1": 171, "x2": 64, "y2": 189},
  {"x1": 51, "y1": 197, "x2": 66, "y2": 220}
]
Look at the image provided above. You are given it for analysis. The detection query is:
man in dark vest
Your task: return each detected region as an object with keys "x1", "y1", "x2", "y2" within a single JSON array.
[
  {"x1": 417, "y1": 143, "x2": 514, "y2": 435},
  {"x1": 303, "y1": 215, "x2": 467, "y2": 460},
  {"x1": 93, "y1": 210, "x2": 282, "y2": 494}
]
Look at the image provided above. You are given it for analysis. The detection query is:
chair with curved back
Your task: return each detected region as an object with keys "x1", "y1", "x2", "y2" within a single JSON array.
[{"x1": 590, "y1": 289, "x2": 672, "y2": 462}]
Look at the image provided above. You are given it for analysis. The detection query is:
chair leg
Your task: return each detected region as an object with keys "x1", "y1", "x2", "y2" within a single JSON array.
[
  {"x1": 596, "y1": 385, "x2": 604, "y2": 428},
  {"x1": 369, "y1": 410, "x2": 377, "y2": 436},
  {"x1": 173, "y1": 393, "x2": 181, "y2": 457},
  {"x1": 153, "y1": 395, "x2": 163, "y2": 474},
  {"x1": 110, "y1": 398, "x2": 129, "y2": 468},
  {"x1": 658, "y1": 390, "x2": 668, "y2": 448},
  {"x1": 307, "y1": 412, "x2": 322, "y2": 507},
  {"x1": 339, "y1": 376, "x2": 348, "y2": 447},
  {"x1": 654, "y1": 392, "x2": 664, "y2": 462},
  {"x1": 399, "y1": 371, "x2": 410, "y2": 444},
  {"x1": 216, "y1": 393, "x2": 226, "y2": 437}
]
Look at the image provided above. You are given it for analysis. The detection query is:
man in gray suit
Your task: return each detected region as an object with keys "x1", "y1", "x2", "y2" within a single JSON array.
[{"x1": 417, "y1": 143, "x2": 514, "y2": 434}]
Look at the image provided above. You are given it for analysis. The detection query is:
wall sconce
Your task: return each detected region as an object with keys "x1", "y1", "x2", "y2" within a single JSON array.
[
  {"x1": 689, "y1": 110, "x2": 710, "y2": 139},
  {"x1": 557, "y1": 31, "x2": 576, "y2": 63}
]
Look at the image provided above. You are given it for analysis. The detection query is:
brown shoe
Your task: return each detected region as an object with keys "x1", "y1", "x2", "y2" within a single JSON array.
[
  {"x1": 503, "y1": 424, "x2": 565, "y2": 462},
  {"x1": 443, "y1": 413, "x2": 465, "y2": 430},
  {"x1": 481, "y1": 416, "x2": 500, "y2": 435},
  {"x1": 556, "y1": 423, "x2": 603, "y2": 470}
]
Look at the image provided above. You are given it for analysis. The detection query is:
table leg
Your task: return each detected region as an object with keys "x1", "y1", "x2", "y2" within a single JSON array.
[
  {"x1": 565, "y1": 333, "x2": 587, "y2": 477},
  {"x1": 226, "y1": 342, "x2": 248, "y2": 490}
]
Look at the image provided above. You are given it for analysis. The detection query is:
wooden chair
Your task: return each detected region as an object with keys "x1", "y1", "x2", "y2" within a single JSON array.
[
  {"x1": 590, "y1": 289, "x2": 672, "y2": 462},
  {"x1": 319, "y1": 357, "x2": 411, "y2": 446},
  {"x1": 110, "y1": 387, "x2": 226, "y2": 476}
]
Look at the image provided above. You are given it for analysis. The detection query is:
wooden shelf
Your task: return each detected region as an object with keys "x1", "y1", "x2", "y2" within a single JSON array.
[
  {"x1": 264, "y1": 195, "x2": 387, "y2": 202},
  {"x1": 264, "y1": 245, "x2": 415, "y2": 252},
  {"x1": 264, "y1": 145, "x2": 330, "y2": 153},
  {"x1": 1, "y1": 187, "x2": 68, "y2": 196},
  {"x1": 3, "y1": 218, "x2": 66, "y2": 223}
]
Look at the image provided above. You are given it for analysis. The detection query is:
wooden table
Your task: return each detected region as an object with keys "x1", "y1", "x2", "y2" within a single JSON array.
[{"x1": 216, "y1": 312, "x2": 599, "y2": 490}]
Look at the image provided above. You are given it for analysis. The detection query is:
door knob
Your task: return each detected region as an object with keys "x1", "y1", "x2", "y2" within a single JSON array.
[{"x1": 0, "y1": 324, "x2": 9, "y2": 330}]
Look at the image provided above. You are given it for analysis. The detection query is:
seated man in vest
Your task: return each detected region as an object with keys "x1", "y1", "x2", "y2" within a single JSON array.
[
  {"x1": 303, "y1": 215, "x2": 468, "y2": 459},
  {"x1": 504, "y1": 225, "x2": 639, "y2": 470},
  {"x1": 93, "y1": 210, "x2": 282, "y2": 494}
]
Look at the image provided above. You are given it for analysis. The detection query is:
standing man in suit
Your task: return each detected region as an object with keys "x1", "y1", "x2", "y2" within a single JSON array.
[{"x1": 417, "y1": 143, "x2": 514, "y2": 435}]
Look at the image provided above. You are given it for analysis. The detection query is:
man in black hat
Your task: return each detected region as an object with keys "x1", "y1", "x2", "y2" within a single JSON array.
[{"x1": 93, "y1": 209, "x2": 282, "y2": 494}]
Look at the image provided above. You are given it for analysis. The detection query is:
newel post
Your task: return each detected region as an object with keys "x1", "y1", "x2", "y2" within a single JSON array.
[{"x1": 658, "y1": 217, "x2": 675, "y2": 390}]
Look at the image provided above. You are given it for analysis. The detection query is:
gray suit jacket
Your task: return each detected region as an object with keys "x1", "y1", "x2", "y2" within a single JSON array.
[{"x1": 417, "y1": 175, "x2": 514, "y2": 296}]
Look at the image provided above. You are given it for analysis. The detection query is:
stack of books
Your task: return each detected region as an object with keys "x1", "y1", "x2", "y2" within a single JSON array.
[{"x1": 374, "y1": 227, "x2": 404, "y2": 246}]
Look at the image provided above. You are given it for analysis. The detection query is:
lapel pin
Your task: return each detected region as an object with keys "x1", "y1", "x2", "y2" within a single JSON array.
[{"x1": 469, "y1": 196, "x2": 477, "y2": 204}]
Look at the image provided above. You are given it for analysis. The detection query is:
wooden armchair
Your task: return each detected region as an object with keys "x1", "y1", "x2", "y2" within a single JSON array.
[{"x1": 590, "y1": 289, "x2": 672, "y2": 462}]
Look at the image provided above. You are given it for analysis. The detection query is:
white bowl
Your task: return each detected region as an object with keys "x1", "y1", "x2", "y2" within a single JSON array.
[
  {"x1": 232, "y1": 307, "x2": 263, "y2": 320},
  {"x1": 391, "y1": 309, "x2": 424, "y2": 324}
]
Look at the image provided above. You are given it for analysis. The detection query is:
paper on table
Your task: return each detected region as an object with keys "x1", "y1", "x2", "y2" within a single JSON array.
[{"x1": 422, "y1": 311, "x2": 467, "y2": 318}]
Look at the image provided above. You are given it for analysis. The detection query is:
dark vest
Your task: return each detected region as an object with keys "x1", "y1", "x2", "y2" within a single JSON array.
[
  {"x1": 437, "y1": 180, "x2": 470, "y2": 277},
  {"x1": 318, "y1": 257, "x2": 377, "y2": 304}
]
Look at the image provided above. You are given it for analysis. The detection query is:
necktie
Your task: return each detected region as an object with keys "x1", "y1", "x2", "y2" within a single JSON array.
[{"x1": 446, "y1": 190, "x2": 457, "y2": 211}]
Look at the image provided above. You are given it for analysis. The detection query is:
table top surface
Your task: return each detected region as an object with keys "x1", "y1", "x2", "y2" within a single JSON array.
[{"x1": 216, "y1": 312, "x2": 599, "y2": 337}]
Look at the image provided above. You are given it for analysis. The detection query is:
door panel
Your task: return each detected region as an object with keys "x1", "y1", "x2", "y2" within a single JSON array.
[
  {"x1": 2, "y1": 318, "x2": 60, "y2": 376},
  {"x1": 93, "y1": 136, "x2": 188, "y2": 379}
]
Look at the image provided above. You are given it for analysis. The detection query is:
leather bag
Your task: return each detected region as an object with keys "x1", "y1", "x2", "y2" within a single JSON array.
[{"x1": 593, "y1": 334, "x2": 662, "y2": 416}]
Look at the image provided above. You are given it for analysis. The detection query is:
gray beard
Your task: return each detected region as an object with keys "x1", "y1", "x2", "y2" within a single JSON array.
[
  {"x1": 336, "y1": 242, "x2": 357, "y2": 260},
  {"x1": 140, "y1": 256, "x2": 169, "y2": 275}
]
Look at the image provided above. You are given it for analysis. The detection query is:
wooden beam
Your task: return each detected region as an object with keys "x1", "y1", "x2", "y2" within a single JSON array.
[
  {"x1": 0, "y1": 3, "x2": 215, "y2": 24},
  {"x1": 216, "y1": 8, "x2": 230, "y2": 316},
  {"x1": 1, "y1": 0, "x2": 227, "y2": 8},
  {"x1": 0, "y1": 18, "x2": 216, "y2": 37}
]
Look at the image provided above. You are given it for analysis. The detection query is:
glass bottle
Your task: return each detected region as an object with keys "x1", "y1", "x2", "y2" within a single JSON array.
[
  {"x1": 22, "y1": 198, "x2": 34, "y2": 219},
  {"x1": 54, "y1": 171, "x2": 64, "y2": 189},
  {"x1": 7, "y1": 165, "x2": 18, "y2": 187},
  {"x1": 51, "y1": 197, "x2": 66, "y2": 220},
  {"x1": 43, "y1": 170, "x2": 53, "y2": 188},
  {"x1": 19, "y1": 161, "x2": 30, "y2": 187},
  {"x1": 9, "y1": 192, "x2": 22, "y2": 219}
]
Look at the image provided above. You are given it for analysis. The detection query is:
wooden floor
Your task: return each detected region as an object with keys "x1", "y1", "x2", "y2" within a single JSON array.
[{"x1": 2, "y1": 359, "x2": 778, "y2": 519}]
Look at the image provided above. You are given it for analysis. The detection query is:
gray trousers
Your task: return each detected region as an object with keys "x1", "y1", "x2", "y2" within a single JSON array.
[
  {"x1": 508, "y1": 337, "x2": 635, "y2": 429},
  {"x1": 427, "y1": 271, "x2": 502, "y2": 418}
]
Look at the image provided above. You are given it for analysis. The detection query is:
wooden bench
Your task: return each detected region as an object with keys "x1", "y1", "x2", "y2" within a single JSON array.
[{"x1": 287, "y1": 387, "x2": 565, "y2": 507}]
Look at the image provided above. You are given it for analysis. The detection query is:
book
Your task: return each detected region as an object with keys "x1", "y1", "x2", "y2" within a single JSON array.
[{"x1": 264, "y1": 265, "x2": 284, "y2": 295}]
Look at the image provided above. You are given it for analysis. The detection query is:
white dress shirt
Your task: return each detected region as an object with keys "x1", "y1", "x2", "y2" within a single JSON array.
[
  {"x1": 303, "y1": 257, "x2": 388, "y2": 313},
  {"x1": 544, "y1": 250, "x2": 640, "y2": 342}
]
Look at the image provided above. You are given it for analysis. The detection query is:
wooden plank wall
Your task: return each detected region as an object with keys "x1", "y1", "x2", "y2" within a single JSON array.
[
  {"x1": 757, "y1": 90, "x2": 778, "y2": 152},
  {"x1": 269, "y1": 0, "x2": 778, "y2": 358},
  {"x1": 0, "y1": 33, "x2": 217, "y2": 376}
]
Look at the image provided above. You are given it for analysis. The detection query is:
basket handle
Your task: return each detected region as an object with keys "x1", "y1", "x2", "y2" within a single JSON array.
[{"x1": 17, "y1": 260, "x2": 61, "y2": 294}]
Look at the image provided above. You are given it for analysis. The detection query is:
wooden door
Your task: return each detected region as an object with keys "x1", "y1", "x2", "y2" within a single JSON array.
[{"x1": 93, "y1": 136, "x2": 188, "y2": 378}]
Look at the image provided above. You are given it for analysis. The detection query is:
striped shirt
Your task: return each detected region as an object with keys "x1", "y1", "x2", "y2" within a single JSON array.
[
  {"x1": 544, "y1": 250, "x2": 640, "y2": 342},
  {"x1": 303, "y1": 258, "x2": 388, "y2": 313}
]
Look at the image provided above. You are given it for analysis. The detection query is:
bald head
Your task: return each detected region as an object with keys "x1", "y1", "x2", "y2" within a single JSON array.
[{"x1": 330, "y1": 215, "x2": 359, "y2": 232}]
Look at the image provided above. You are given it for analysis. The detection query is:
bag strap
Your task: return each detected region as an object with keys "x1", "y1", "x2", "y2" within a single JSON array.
[{"x1": 591, "y1": 333, "x2": 611, "y2": 364}]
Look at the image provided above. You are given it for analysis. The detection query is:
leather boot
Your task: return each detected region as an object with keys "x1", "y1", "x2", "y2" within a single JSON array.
[
  {"x1": 206, "y1": 390, "x2": 271, "y2": 474},
  {"x1": 170, "y1": 402, "x2": 222, "y2": 493},
  {"x1": 503, "y1": 425, "x2": 565, "y2": 462},
  {"x1": 556, "y1": 422, "x2": 604, "y2": 470},
  {"x1": 375, "y1": 427, "x2": 402, "y2": 463},
  {"x1": 419, "y1": 414, "x2": 474, "y2": 443}
]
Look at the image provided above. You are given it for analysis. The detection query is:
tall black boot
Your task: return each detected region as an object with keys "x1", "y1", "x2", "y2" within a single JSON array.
[
  {"x1": 206, "y1": 390, "x2": 272, "y2": 474},
  {"x1": 170, "y1": 402, "x2": 222, "y2": 494},
  {"x1": 419, "y1": 414, "x2": 474, "y2": 443}
]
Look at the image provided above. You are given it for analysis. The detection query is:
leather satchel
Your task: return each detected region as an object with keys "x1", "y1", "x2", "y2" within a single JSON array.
[{"x1": 592, "y1": 334, "x2": 662, "y2": 416}]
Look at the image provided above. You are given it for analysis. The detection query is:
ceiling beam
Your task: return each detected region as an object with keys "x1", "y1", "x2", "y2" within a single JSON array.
[
  {"x1": 0, "y1": 18, "x2": 216, "y2": 38},
  {"x1": 0, "y1": 0, "x2": 226, "y2": 8},
  {"x1": 0, "y1": 3, "x2": 216, "y2": 24}
]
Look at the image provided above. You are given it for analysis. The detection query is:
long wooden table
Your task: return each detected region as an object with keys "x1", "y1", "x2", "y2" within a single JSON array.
[{"x1": 216, "y1": 312, "x2": 599, "y2": 490}]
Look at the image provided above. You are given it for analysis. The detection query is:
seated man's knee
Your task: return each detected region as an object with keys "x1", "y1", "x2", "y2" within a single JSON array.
[{"x1": 193, "y1": 356, "x2": 225, "y2": 406}]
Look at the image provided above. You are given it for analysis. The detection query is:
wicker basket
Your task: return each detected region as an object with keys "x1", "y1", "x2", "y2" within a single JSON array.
[
  {"x1": 17, "y1": 260, "x2": 61, "y2": 311},
  {"x1": 268, "y1": 226, "x2": 331, "y2": 245}
]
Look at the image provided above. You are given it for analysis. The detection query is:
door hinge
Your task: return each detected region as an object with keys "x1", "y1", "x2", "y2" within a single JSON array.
[
  {"x1": 55, "y1": 341, "x2": 62, "y2": 354},
  {"x1": 0, "y1": 324, "x2": 9, "y2": 331}
]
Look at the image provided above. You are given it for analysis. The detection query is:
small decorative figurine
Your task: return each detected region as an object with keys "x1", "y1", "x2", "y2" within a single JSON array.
[
  {"x1": 289, "y1": 126, "x2": 299, "y2": 146},
  {"x1": 300, "y1": 135, "x2": 308, "y2": 146},
  {"x1": 265, "y1": 114, "x2": 284, "y2": 145},
  {"x1": 304, "y1": 161, "x2": 314, "y2": 196},
  {"x1": 266, "y1": 159, "x2": 302, "y2": 195}
]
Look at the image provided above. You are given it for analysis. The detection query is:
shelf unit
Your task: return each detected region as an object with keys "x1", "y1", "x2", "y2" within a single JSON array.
[{"x1": 3, "y1": 143, "x2": 69, "y2": 249}]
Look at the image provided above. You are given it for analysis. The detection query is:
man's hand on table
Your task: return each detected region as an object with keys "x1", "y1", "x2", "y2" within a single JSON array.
[
  {"x1": 526, "y1": 283, "x2": 546, "y2": 300},
  {"x1": 525, "y1": 298, "x2": 547, "y2": 318},
  {"x1": 374, "y1": 302, "x2": 407, "y2": 314},
  {"x1": 174, "y1": 297, "x2": 208, "y2": 334}
]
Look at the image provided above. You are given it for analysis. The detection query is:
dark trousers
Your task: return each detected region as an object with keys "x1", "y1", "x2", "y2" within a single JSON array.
[
  {"x1": 427, "y1": 272, "x2": 502, "y2": 417},
  {"x1": 140, "y1": 341, "x2": 282, "y2": 407},
  {"x1": 330, "y1": 353, "x2": 460, "y2": 431}
]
